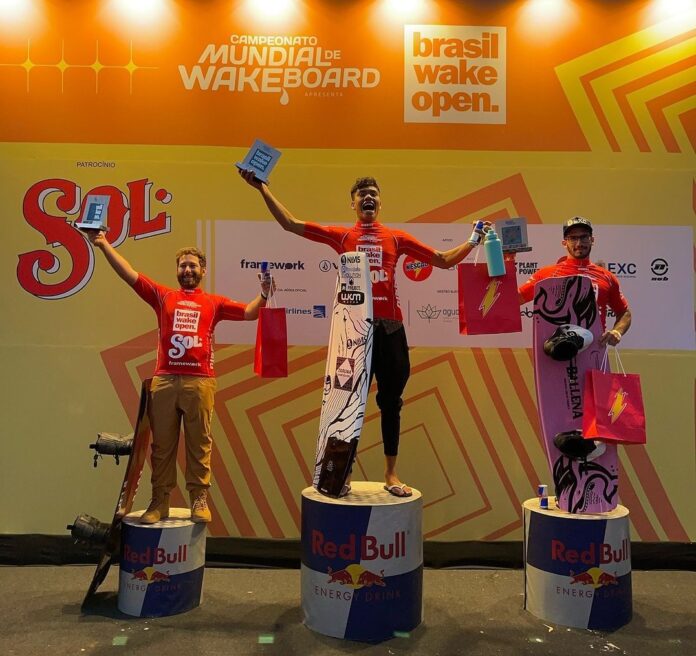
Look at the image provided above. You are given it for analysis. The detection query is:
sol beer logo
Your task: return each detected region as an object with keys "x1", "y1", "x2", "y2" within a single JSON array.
[{"x1": 17, "y1": 178, "x2": 172, "y2": 300}]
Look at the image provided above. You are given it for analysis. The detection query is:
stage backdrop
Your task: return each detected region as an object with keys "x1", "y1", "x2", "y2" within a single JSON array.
[{"x1": 1, "y1": 1, "x2": 694, "y2": 544}]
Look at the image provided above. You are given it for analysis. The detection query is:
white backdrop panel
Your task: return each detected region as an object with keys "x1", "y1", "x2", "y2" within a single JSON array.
[{"x1": 206, "y1": 222, "x2": 694, "y2": 351}]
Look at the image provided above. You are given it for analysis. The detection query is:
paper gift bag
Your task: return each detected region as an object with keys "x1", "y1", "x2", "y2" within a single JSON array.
[
  {"x1": 254, "y1": 307, "x2": 288, "y2": 378},
  {"x1": 582, "y1": 349, "x2": 646, "y2": 445},
  {"x1": 458, "y1": 261, "x2": 522, "y2": 335}
]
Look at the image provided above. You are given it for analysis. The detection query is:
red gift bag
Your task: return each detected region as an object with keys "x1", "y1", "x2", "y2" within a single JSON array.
[
  {"x1": 457, "y1": 261, "x2": 522, "y2": 335},
  {"x1": 582, "y1": 348, "x2": 646, "y2": 445},
  {"x1": 254, "y1": 306, "x2": 288, "y2": 378}
]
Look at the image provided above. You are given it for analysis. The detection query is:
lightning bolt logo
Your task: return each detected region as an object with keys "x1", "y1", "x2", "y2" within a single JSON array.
[
  {"x1": 608, "y1": 388, "x2": 628, "y2": 424},
  {"x1": 478, "y1": 280, "x2": 502, "y2": 317}
]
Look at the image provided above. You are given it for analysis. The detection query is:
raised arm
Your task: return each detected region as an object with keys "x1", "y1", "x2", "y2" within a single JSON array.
[
  {"x1": 85, "y1": 230, "x2": 138, "y2": 285},
  {"x1": 238, "y1": 169, "x2": 306, "y2": 236},
  {"x1": 429, "y1": 221, "x2": 490, "y2": 269}
]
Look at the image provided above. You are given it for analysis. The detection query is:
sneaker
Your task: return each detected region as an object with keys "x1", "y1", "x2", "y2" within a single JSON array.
[
  {"x1": 190, "y1": 490, "x2": 212, "y2": 523},
  {"x1": 140, "y1": 494, "x2": 170, "y2": 524},
  {"x1": 553, "y1": 430, "x2": 606, "y2": 461},
  {"x1": 543, "y1": 324, "x2": 593, "y2": 361}
]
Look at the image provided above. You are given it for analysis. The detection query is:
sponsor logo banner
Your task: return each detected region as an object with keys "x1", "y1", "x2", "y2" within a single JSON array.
[{"x1": 205, "y1": 221, "x2": 693, "y2": 350}]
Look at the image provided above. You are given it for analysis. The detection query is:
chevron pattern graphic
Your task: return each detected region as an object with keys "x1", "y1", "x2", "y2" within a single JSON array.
[
  {"x1": 556, "y1": 11, "x2": 696, "y2": 153},
  {"x1": 98, "y1": 174, "x2": 689, "y2": 542}
]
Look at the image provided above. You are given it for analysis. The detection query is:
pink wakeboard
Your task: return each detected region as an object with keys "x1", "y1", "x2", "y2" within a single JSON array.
[{"x1": 533, "y1": 276, "x2": 619, "y2": 513}]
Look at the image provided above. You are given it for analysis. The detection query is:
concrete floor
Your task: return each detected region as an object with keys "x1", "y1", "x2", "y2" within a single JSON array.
[{"x1": 0, "y1": 567, "x2": 694, "y2": 656}]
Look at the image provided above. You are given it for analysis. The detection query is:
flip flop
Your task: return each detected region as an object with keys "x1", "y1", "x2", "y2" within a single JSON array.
[
  {"x1": 383, "y1": 484, "x2": 412, "y2": 498},
  {"x1": 338, "y1": 484, "x2": 352, "y2": 498}
]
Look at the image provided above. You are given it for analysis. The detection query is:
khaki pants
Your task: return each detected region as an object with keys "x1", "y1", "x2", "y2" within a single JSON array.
[{"x1": 148, "y1": 374, "x2": 217, "y2": 495}]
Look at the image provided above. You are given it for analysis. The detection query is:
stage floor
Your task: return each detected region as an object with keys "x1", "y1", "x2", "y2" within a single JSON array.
[{"x1": 0, "y1": 567, "x2": 693, "y2": 655}]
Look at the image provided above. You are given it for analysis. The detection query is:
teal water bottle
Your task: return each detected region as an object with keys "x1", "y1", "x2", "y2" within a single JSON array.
[{"x1": 484, "y1": 228, "x2": 506, "y2": 277}]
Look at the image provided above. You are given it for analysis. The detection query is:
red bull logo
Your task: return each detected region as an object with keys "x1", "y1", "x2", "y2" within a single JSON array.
[
  {"x1": 326, "y1": 564, "x2": 386, "y2": 589},
  {"x1": 129, "y1": 567, "x2": 171, "y2": 585},
  {"x1": 312, "y1": 530, "x2": 406, "y2": 561},
  {"x1": 551, "y1": 538, "x2": 629, "y2": 566},
  {"x1": 569, "y1": 567, "x2": 620, "y2": 589},
  {"x1": 123, "y1": 543, "x2": 188, "y2": 566}
]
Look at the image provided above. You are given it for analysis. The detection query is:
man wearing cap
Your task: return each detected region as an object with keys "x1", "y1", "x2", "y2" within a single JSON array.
[{"x1": 518, "y1": 216, "x2": 632, "y2": 459}]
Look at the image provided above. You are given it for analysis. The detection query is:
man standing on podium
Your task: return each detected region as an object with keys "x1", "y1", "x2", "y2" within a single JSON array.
[
  {"x1": 518, "y1": 216, "x2": 632, "y2": 461},
  {"x1": 86, "y1": 230, "x2": 273, "y2": 524},
  {"x1": 240, "y1": 169, "x2": 489, "y2": 497}
]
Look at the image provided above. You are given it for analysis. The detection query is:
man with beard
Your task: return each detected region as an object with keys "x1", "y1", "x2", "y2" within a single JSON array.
[
  {"x1": 518, "y1": 216, "x2": 632, "y2": 460},
  {"x1": 87, "y1": 231, "x2": 273, "y2": 523},
  {"x1": 240, "y1": 170, "x2": 488, "y2": 497}
]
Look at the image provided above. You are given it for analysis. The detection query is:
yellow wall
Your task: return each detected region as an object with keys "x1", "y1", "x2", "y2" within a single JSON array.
[{"x1": 1, "y1": 1, "x2": 694, "y2": 540}]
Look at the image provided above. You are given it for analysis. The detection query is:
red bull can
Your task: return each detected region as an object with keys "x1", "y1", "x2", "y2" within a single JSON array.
[
  {"x1": 118, "y1": 508, "x2": 207, "y2": 617},
  {"x1": 301, "y1": 483, "x2": 423, "y2": 642}
]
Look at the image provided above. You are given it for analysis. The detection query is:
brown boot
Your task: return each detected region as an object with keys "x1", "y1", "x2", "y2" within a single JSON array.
[
  {"x1": 190, "y1": 489, "x2": 211, "y2": 523},
  {"x1": 139, "y1": 492, "x2": 170, "y2": 524}
]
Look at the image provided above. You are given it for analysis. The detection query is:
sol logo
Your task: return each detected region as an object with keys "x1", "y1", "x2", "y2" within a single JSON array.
[
  {"x1": 168, "y1": 334, "x2": 203, "y2": 359},
  {"x1": 17, "y1": 178, "x2": 172, "y2": 300}
]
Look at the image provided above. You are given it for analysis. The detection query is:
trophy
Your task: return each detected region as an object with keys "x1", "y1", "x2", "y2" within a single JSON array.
[
  {"x1": 496, "y1": 217, "x2": 532, "y2": 254},
  {"x1": 235, "y1": 139, "x2": 282, "y2": 184},
  {"x1": 75, "y1": 194, "x2": 110, "y2": 232}
]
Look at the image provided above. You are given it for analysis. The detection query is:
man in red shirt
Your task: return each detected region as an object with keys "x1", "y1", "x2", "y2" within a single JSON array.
[
  {"x1": 240, "y1": 170, "x2": 488, "y2": 497},
  {"x1": 87, "y1": 231, "x2": 273, "y2": 523},
  {"x1": 518, "y1": 216, "x2": 632, "y2": 459},
  {"x1": 519, "y1": 217, "x2": 631, "y2": 341}
]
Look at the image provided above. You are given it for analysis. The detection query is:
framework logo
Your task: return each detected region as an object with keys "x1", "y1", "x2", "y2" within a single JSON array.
[{"x1": 404, "y1": 25, "x2": 506, "y2": 124}]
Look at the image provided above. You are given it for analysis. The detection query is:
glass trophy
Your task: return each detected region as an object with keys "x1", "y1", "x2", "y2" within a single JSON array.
[
  {"x1": 235, "y1": 139, "x2": 282, "y2": 184},
  {"x1": 76, "y1": 195, "x2": 110, "y2": 232}
]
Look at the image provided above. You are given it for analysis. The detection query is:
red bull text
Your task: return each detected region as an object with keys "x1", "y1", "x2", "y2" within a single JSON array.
[
  {"x1": 551, "y1": 538, "x2": 630, "y2": 565},
  {"x1": 312, "y1": 530, "x2": 407, "y2": 560},
  {"x1": 123, "y1": 543, "x2": 188, "y2": 565}
]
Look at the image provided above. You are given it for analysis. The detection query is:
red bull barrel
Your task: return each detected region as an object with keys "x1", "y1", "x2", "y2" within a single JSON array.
[
  {"x1": 523, "y1": 498, "x2": 632, "y2": 630},
  {"x1": 118, "y1": 508, "x2": 207, "y2": 617},
  {"x1": 301, "y1": 482, "x2": 423, "y2": 642}
]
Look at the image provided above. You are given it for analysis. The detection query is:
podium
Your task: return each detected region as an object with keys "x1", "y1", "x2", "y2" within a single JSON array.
[
  {"x1": 301, "y1": 482, "x2": 423, "y2": 642},
  {"x1": 523, "y1": 498, "x2": 632, "y2": 630},
  {"x1": 118, "y1": 508, "x2": 207, "y2": 617}
]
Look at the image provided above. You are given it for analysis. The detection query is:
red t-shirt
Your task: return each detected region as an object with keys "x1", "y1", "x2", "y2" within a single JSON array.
[
  {"x1": 132, "y1": 274, "x2": 246, "y2": 377},
  {"x1": 518, "y1": 258, "x2": 629, "y2": 330},
  {"x1": 303, "y1": 221, "x2": 435, "y2": 321}
]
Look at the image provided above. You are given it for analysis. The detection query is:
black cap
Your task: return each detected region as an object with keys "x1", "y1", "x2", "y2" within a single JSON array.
[{"x1": 563, "y1": 216, "x2": 593, "y2": 237}]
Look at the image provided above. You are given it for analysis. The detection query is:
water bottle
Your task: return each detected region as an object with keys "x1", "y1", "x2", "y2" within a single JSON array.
[{"x1": 484, "y1": 228, "x2": 506, "y2": 277}]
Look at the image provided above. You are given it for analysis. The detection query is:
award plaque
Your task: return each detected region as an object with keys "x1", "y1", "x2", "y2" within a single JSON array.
[
  {"x1": 235, "y1": 139, "x2": 282, "y2": 183},
  {"x1": 76, "y1": 194, "x2": 110, "y2": 232},
  {"x1": 497, "y1": 217, "x2": 532, "y2": 253}
]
